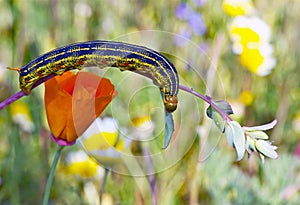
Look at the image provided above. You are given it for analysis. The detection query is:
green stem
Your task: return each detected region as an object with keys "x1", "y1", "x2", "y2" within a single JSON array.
[
  {"x1": 42, "y1": 145, "x2": 64, "y2": 205},
  {"x1": 100, "y1": 169, "x2": 109, "y2": 204}
]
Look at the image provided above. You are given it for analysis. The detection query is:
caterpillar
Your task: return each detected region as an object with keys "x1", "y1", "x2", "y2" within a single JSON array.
[{"x1": 11, "y1": 40, "x2": 179, "y2": 112}]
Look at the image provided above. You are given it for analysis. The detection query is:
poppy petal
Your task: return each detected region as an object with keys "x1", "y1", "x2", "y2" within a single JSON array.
[
  {"x1": 72, "y1": 72, "x2": 116, "y2": 139},
  {"x1": 45, "y1": 71, "x2": 116, "y2": 144},
  {"x1": 45, "y1": 75, "x2": 73, "y2": 139}
]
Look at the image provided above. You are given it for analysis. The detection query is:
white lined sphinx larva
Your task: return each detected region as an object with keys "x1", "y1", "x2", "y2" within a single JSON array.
[{"x1": 14, "y1": 40, "x2": 179, "y2": 112}]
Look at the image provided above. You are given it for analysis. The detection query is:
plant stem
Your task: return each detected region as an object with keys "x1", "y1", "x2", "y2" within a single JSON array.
[
  {"x1": 179, "y1": 84, "x2": 232, "y2": 121},
  {"x1": 0, "y1": 74, "x2": 56, "y2": 111},
  {"x1": 99, "y1": 168, "x2": 109, "y2": 204},
  {"x1": 42, "y1": 145, "x2": 64, "y2": 205},
  {"x1": 0, "y1": 90, "x2": 26, "y2": 111},
  {"x1": 143, "y1": 147, "x2": 157, "y2": 205}
]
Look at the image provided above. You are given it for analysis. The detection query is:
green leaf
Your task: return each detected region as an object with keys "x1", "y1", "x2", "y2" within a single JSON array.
[
  {"x1": 207, "y1": 105, "x2": 226, "y2": 132},
  {"x1": 206, "y1": 105, "x2": 214, "y2": 119},
  {"x1": 225, "y1": 122, "x2": 234, "y2": 147},
  {"x1": 225, "y1": 121, "x2": 245, "y2": 161},
  {"x1": 163, "y1": 111, "x2": 174, "y2": 149},
  {"x1": 207, "y1": 100, "x2": 234, "y2": 118},
  {"x1": 245, "y1": 136, "x2": 257, "y2": 154},
  {"x1": 246, "y1": 131, "x2": 269, "y2": 140},
  {"x1": 212, "y1": 110, "x2": 226, "y2": 133},
  {"x1": 255, "y1": 140, "x2": 278, "y2": 159},
  {"x1": 243, "y1": 119, "x2": 277, "y2": 131},
  {"x1": 215, "y1": 100, "x2": 234, "y2": 115},
  {"x1": 206, "y1": 100, "x2": 233, "y2": 133}
]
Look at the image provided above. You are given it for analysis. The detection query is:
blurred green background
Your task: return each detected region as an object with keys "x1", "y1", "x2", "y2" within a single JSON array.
[{"x1": 1, "y1": 0, "x2": 300, "y2": 204}]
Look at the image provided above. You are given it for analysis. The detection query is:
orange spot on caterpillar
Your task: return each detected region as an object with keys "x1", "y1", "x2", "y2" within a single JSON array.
[
  {"x1": 77, "y1": 60, "x2": 85, "y2": 65},
  {"x1": 77, "y1": 57, "x2": 87, "y2": 65},
  {"x1": 55, "y1": 65, "x2": 62, "y2": 71},
  {"x1": 121, "y1": 62, "x2": 131, "y2": 67},
  {"x1": 37, "y1": 69, "x2": 44, "y2": 77}
]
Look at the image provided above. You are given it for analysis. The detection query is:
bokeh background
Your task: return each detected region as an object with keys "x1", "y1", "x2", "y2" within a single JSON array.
[{"x1": 0, "y1": 0, "x2": 300, "y2": 204}]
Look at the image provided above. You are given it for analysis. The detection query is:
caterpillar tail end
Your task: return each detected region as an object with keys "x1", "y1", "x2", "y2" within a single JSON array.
[
  {"x1": 7, "y1": 67, "x2": 21, "y2": 72},
  {"x1": 6, "y1": 67, "x2": 30, "y2": 95}
]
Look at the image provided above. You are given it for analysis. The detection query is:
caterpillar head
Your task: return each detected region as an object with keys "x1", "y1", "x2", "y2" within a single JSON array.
[{"x1": 164, "y1": 95, "x2": 178, "y2": 113}]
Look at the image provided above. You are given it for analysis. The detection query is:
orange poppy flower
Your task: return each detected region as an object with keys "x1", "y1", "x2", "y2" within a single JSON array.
[{"x1": 44, "y1": 71, "x2": 117, "y2": 146}]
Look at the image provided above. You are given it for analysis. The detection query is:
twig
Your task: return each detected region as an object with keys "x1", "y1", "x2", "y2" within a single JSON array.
[
  {"x1": 0, "y1": 74, "x2": 55, "y2": 111},
  {"x1": 179, "y1": 84, "x2": 232, "y2": 121}
]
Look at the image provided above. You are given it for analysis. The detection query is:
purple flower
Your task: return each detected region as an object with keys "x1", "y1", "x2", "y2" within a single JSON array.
[
  {"x1": 175, "y1": 3, "x2": 207, "y2": 36},
  {"x1": 187, "y1": 12, "x2": 206, "y2": 35},
  {"x1": 175, "y1": 3, "x2": 193, "y2": 20},
  {"x1": 193, "y1": 0, "x2": 207, "y2": 7}
]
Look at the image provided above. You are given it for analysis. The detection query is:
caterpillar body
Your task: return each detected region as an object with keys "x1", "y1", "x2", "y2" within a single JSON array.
[{"x1": 16, "y1": 40, "x2": 179, "y2": 112}]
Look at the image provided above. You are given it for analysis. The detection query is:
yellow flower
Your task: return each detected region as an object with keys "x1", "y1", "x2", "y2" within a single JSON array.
[
  {"x1": 132, "y1": 115, "x2": 152, "y2": 127},
  {"x1": 131, "y1": 115, "x2": 155, "y2": 140},
  {"x1": 229, "y1": 16, "x2": 271, "y2": 53},
  {"x1": 65, "y1": 150, "x2": 103, "y2": 179},
  {"x1": 230, "y1": 27, "x2": 260, "y2": 52},
  {"x1": 239, "y1": 44, "x2": 276, "y2": 76},
  {"x1": 79, "y1": 117, "x2": 131, "y2": 167},
  {"x1": 240, "y1": 90, "x2": 254, "y2": 106},
  {"x1": 229, "y1": 16, "x2": 276, "y2": 75},
  {"x1": 223, "y1": 0, "x2": 255, "y2": 16},
  {"x1": 81, "y1": 117, "x2": 123, "y2": 150},
  {"x1": 10, "y1": 101, "x2": 34, "y2": 132}
]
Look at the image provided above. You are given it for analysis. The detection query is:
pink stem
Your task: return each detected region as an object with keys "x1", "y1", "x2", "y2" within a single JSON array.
[
  {"x1": 0, "y1": 74, "x2": 55, "y2": 111},
  {"x1": 179, "y1": 84, "x2": 232, "y2": 121}
]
